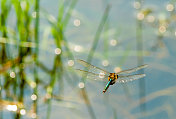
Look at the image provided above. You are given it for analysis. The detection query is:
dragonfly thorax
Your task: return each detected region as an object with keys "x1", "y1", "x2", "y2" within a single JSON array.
[{"x1": 108, "y1": 73, "x2": 118, "y2": 85}]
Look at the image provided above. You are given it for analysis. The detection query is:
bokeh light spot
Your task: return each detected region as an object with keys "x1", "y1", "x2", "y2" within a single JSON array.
[
  {"x1": 99, "y1": 72, "x2": 105, "y2": 79},
  {"x1": 133, "y1": 2, "x2": 141, "y2": 9},
  {"x1": 45, "y1": 93, "x2": 51, "y2": 99},
  {"x1": 47, "y1": 86, "x2": 52, "y2": 93},
  {"x1": 166, "y1": 4, "x2": 174, "y2": 11},
  {"x1": 6, "y1": 105, "x2": 17, "y2": 112},
  {"x1": 20, "y1": 1, "x2": 26, "y2": 10},
  {"x1": 31, "y1": 113, "x2": 37, "y2": 118},
  {"x1": 147, "y1": 15, "x2": 155, "y2": 23},
  {"x1": 74, "y1": 45, "x2": 82, "y2": 52},
  {"x1": 68, "y1": 60, "x2": 74, "y2": 66},
  {"x1": 32, "y1": 12, "x2": 37, "y2": 18},
  {"x1": 102, "y1": 60, "x2": 109, "y2": 66},
  {"x1": 110, "y1": 39, "x2": 117, "y2": 46},
  {"x1": 73, "y1": 19, "x2": 81, "y2": 27},
  {"x1": 31, "y1": 94, "x2": 37, "y2": 101},
  {"x1": 159, "y1": 26, "x2": 166, "y2": 33},
  {"x1": 114, "y1": 67, "x2": 121, "y2": 73},
  {"x1": 55, "y1": 48, "x2": 61, "y2": 55},
  {"x1": 30, "y1": 82, "x2": 36, "y2": 88},
  {"x1": 78, "y1": 82, "x2": 85, "y2": 88},
  {"x1": 10, "y1": 71, "x2": 16, "y2": 78},
  {"x1": 137, "y1": 12, "x2": 144, "y2": 20},
  {"x1": 20, "y1": 109, "x2": 26, "y2": 115}
]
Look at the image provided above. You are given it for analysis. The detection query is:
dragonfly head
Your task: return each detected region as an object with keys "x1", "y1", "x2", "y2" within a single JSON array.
[{"x1": 108, "y1": 73, "x2": 118, "y2": 85}]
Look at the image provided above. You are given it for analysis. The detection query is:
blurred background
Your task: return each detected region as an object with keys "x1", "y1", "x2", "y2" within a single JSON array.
[{"x1": 0, "y1": 0, "x2": 176, "y2": 119}]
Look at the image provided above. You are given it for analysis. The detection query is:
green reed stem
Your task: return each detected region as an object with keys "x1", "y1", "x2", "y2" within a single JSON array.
[
  {"x1": 46, "y1": 56, "x2": 63, "y2": 119},
  {"x1": 86, "y1": 5, "x2": 110, "y2": 65},
  {"x1": 46, "y1": 74, "x2": 55, "y2": 119},
  {"x1": 103, "y1": 20, "x2": 109, "y2": 59},
  {"x1": 63, "y1": 36, "x2": 74, "y2": 59},
  {"x1": 79, "y1": 4, "x2": 111, "y2": 119},
  {"x1": 0, "y1": 0, "x2": 10, "y2": 61},
  {"x1": 12, "y1": 0, "x2": 32, "y2": 118},
  {"x1": 43, "y1": 0, "x2": 77, "y2": 60},
  {"x1": 33, "y1": 0, "x2": 40, "y2": 117},
  {"x1": 0, "y1": 0, "x2": 11, "y2": 118},
  {"x1": 62, "y1": 0, "x2": 78, "y2": 30},
  {"x1": 15, "y1": 59, "x2": 26, "y2": 119},
  {"x1": 135, "y1": 0, "x2": 146, "y2": 113},
  {"x1": 46, "y1": 98, "x2": 52, "y2": 119},
  {"x1": 0, "y1": 77, "x2": 2, "y2": 119},
  {"x1": 45, "y1": 1, "x2": 78, "y2": 117}
]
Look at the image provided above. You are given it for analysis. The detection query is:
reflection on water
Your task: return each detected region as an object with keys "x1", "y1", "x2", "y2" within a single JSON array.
[{"x1": 0, "y1": 0, "x2": 176, "y2": 119}]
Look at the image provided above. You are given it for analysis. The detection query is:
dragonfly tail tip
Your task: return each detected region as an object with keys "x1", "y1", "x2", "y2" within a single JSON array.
[{"x1": 103, "y1": 90, "x2": 106, "y2": 93}]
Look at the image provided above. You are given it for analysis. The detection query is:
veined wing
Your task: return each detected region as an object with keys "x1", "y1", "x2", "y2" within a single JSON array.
[
  {"x1": 76, "y1": 69, "x2": 108, "y2": 81},
  {"x1": 116, "y1": 64, "x2": 148, "y2": 75},
  {"x1": 116, "y1": 74, "x2": 146, "y2": 83},
  {"x1": 77, "y1": 59, "x2": 110, "y2": 75}
]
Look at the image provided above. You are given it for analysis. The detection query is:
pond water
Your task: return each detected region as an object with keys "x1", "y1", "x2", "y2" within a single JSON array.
[{"x1": 0, "y1": 0, "x2": 176, "y2": 119}]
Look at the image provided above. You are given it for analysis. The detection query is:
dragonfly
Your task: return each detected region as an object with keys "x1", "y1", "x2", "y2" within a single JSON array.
[{"x1": 76, "y1": 59, "x2": 148, "y2": 93}]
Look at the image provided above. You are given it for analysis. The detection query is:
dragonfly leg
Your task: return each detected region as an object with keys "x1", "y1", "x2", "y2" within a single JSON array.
[{"x1": 110, "y1": 79, "x2": 116, "y2": 85}]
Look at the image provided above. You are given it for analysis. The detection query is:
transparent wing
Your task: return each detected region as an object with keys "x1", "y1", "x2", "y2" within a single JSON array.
[
  {"x1": 116, "y1": 74, "x2": 146, "y2": 83},
  {"x1": 76, "y1": 69, "x2": 109, "y2": 81},
  {"x1": 116, "y1": 64, "x2": 148, "y2": 75},
  {"x1": 77, "y1": 59, "x2": 110, "y2": 75}
]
